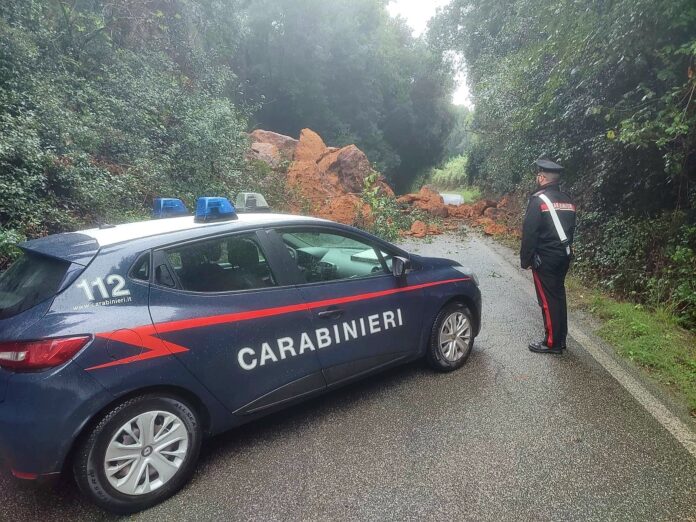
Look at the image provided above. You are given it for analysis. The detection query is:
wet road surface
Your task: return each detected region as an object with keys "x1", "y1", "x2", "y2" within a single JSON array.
[{"x1": 2, "y1": 230, "x2": 695, "y2": 521}]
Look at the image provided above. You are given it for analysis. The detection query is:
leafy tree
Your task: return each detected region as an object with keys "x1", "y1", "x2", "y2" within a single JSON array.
[
  {"x1": 234, "y1": 0, "x2": 455, "y2": 191},
  {"x1": 0, "y1": 0, "x2": 255, "y2": 266}
]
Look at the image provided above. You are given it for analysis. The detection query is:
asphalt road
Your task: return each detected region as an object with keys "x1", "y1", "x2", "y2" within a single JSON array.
[{"x1": 2, "y1": 230, "x2": 695, "y2": 521}]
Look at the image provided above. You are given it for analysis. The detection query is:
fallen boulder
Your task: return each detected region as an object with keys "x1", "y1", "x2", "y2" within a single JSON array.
[
  {"x1": 282, "y1": 128, "x2": 395, "y2": 225},
  {"x1": 409, "y1": 220, "x2": 428, "y2": 238},
  {"x1": 483, "y1": 207, "x2": 504, "y2": 220},
  {"x1": 248, "y1": 130, "x2": 298, "y2": 166},
  {"x1": 250, "y1": 142, "x2": 282, "y2": 168},
  {"x1": 399, "y1": 186, "x2": 449, "y2": 218},
  {"x1": 294, "y1": 128, "x2": 327, "y2": 163},
  {"x1": 447, "y1": 204, "x2": 475, "y2": 219},
  {"x1": 472, "y1": 199, "x2": 498, "y2": 217}
]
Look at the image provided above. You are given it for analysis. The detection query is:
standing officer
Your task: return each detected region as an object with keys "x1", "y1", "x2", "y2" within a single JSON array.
[{"x1": 520, "y1": 159, "x2": 576, "y2": 354}]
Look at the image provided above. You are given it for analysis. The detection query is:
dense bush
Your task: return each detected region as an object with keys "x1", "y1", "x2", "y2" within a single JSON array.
[
  {"x1": 575, "y1": 214, "x2": 696, "y2": 328},
  {"x1": 0, "y1": 0, "x2": 458, "y2": 270},
  {"x1": 0, "y1": 1, "x2": 266, "y2": 268}
]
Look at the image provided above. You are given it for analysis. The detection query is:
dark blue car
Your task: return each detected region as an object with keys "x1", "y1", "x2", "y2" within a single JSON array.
[{"x1": 0, "y1": 198, "x2": 481, "y2": 514}]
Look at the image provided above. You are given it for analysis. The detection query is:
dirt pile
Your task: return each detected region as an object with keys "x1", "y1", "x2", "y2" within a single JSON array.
[
  {"x1": 397, "y1": 186, "x2": 449, "y2": 218},
  {"x1": 445, "y1": 195, "x2": 521, "y2": 238},
  {"x1": 401, "y1": 220, "x2": 443, "y2": 239},
  {"x1": 249, "y1": 128, "x2": 393, "y2": 225}
]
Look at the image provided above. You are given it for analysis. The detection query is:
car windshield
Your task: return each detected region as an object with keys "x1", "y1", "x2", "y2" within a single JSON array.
[
  {"x1": 0, "y1": 252, "x2": 69, "y2": 320},
  {"x1": 286, "y1": 232, "x2": 368, "y2": 250}
]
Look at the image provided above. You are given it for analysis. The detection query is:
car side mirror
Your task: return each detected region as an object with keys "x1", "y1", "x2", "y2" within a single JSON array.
[{"x1": 392, "y1": 256, "x2": 411, "y2": 279}]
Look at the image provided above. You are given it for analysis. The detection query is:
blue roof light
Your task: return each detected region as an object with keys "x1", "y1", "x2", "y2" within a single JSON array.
[
  {"x1": 194, "y1": 197, "x2": 238, "y2": 223},
  {"x1": 152, "y1": 198, "x2": 188, "y2": 219}
]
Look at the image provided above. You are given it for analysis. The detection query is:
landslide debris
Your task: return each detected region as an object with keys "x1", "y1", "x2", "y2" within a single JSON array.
[{"x1": 249, "y1": 128, "x2": 397, "y2": 229}]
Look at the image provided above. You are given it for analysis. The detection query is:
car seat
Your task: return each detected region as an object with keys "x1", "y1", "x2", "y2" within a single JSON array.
[
  {"x1": 178, "y1": 243, "x2": 225, "y2": 292},
  {"x1": 226, "y1": 238, "x2": 268, "y2": 289}
]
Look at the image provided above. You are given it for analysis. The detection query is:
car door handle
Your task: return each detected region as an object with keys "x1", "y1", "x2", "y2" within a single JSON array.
[{"x1": 317, "y1": 307, "x2": 344, "y2": 319}]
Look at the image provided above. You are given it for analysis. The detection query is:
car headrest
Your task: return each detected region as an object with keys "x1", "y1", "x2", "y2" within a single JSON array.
[
  {"x1": 227, "y1": 239, "x2": 259, "y2": 268},
  {"x1": 203, "y1": 242, "x2": 222, "y2": 263},
  {"x1": 180, "y1": 248, "x2": 205, "y2": 269}
]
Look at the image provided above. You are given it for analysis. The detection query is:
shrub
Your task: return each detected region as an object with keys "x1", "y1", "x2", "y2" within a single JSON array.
[
  {"x1": 361, "y1": 172, "x2": 434, "y2": 242},
  {"x1": 574, "y1": 212, "x2": 696, "y2": 329}
]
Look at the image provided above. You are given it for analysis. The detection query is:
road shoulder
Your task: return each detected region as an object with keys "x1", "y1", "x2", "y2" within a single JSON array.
[{"x1": 474, "y1": 228, "x2": 696, "y2": 456}]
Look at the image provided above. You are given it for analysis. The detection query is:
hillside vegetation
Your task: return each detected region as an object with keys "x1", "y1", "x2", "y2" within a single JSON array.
[
  {"x1": 0, "y1": 0, "x2": 454, "y2": 265},
  {"x1": 431, "y1": 0, "x2": 696, "y2": 328}
]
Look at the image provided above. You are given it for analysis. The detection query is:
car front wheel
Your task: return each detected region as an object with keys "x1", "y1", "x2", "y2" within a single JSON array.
[
  {"x1": 73, "y1": 394, "x2": 202, "y2": 514},
  {"x1": 427, "y1": 302, "x2": 474, "y2": 372}
]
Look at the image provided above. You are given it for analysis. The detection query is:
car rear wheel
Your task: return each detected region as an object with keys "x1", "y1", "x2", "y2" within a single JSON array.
[
  {"x1": 427, "y1": 302, "x2": 474, "y2": 372},
  {"x1": 73, "y1": 394, "x2": 202, "y2": 514}
]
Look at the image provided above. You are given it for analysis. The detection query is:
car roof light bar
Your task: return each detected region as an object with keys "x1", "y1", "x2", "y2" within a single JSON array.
[
  {"x1": 153, "y1": 198, "x2": 188, "y2": 219},
  {"x1": 194, "y1": 197, "x2": 238, "y2": 223}
]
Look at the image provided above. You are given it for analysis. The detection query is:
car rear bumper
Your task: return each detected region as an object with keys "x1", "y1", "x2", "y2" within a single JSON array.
[{"x1": 0, "y1": 362, "x2": 113, "y2": 476}]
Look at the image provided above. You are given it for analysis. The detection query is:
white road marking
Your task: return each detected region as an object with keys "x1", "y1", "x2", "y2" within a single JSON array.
[{"x1": 477, "y1": 234, "x2": 696, "y2": 459}]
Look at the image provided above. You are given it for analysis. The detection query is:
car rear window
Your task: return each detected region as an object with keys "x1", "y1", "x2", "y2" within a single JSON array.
[{"x1": 0, "y1": 252, "x2": 69, "y2": 320}]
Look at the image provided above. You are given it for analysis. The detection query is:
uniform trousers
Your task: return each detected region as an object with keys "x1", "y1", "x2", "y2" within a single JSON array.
[{"x1": 531, "y1": 255, "x2": 570, "y2": 348}]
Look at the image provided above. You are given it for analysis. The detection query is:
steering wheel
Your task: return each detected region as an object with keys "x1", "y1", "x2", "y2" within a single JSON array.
[{"x1": 285, "y1": 245, "x2": 298, "y2": 261}]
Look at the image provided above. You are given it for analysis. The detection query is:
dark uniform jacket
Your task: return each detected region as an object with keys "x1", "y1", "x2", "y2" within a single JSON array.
[{"x1": 520, "y1": 183, "x2": 576, "y2": 269}]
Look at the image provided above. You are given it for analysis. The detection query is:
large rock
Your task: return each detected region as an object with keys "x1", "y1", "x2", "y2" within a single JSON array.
[
  {"x1": 409, "y1": 220, "x2": 428, "y2": 238},
  {"x1": 414, "y1": 187, "x2": 449, "y2": 218},
  {"x1": 248, "y1": 130, "x2": 298, "y2": 166},
  {"x1": 472, "y1": 199, "x2": 498, "y2": 217},
  {"x1": 283, "y1": 128, "x2": 395, "y2": 225},
  {"x1": 250, "y1": 142, "x2": 281, "y2": 168},
  {"x1": 316, "y1": 194, "x2": 372, "y2": 226},
  {"x1": 318, "y1": 145, "x2": 371, "y2": 193},
  {"x1": 397, "y1": 187, "x2": 449, "y2": 218},
  {"x1": 448, "y1": 204, "x2": 475, "y2": 219},
  {"x1": 294, "y1": 128, "x2": 327, "y2": 163}
]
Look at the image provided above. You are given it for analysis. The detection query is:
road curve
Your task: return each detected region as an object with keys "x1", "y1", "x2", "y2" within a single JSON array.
[{"x1": 2, "y1": 230, "x2": 695, "y2": 521}]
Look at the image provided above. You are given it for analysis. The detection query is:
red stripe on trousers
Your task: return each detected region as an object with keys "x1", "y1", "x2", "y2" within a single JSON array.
[{"x1": 532, "y1": 270, "x2": 554, "y2": 347}]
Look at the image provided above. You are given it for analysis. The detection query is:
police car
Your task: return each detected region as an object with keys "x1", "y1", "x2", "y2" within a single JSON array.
[{"x1": 0, "y1": 196, "x2": 481, "y2": 514}]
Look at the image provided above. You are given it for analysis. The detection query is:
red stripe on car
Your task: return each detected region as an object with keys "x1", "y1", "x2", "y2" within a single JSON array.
[{"x1": 87, "y1": 278, "x2": 470, "y2": 371}]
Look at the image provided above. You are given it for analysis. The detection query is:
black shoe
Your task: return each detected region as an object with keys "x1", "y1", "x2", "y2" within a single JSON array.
[{"x1": 528, "y1": 341, "x2": 563, "y2": 354}]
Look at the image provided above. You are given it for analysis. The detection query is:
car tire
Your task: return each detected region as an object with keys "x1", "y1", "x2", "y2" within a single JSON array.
[
  {"x1": 73, "y1": 394, "x2": 202, "y2": 515},
  {"x1": 427, "y1": 302, "x2": 474, "y2": 372}
]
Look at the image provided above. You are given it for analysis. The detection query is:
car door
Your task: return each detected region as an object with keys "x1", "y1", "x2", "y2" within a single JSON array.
[
  {"x1": 265, "y1": 226, "x2": 425, "y2": 385},
  {"x1": 148, "y1": 230, "x2": 326, "y2": 415}
]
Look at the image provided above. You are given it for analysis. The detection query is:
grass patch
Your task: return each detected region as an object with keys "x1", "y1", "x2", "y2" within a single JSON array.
[
  {"x1": 456, "y1": 186, "x2": 482, "y2": 204},
  {"x1": 566, "y1": 276, "x2": 696, "y2": 414}
]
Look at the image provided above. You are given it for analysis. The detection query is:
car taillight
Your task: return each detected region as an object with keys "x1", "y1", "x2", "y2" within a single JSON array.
[{"x1": 0, "y1": 336, "x2": 91, "y2": 371}]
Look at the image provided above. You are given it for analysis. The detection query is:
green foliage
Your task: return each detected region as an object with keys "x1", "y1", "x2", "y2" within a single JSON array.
[
  {"x1": 361, "y1": 172, "x2": 431, "y2": 242},
  {"x1": 425, "y1": 155, "x2": 469, "y2": 190},
  {"x1": 590, "y1": 294, "x2": 696, "y2": 414},
  {"x1": 0, "y1": 228, "x2": 24, "y2": 267},
  {"x1": 444, "y1": 105, "x2": 475, "y2": 159},
  {"x1": 0, "y1": 1, "x2": 253, "y2": 268},
  {"x1": 430, "y1": 0, "x2": 696, "y2": 327},
  {"x1": 574, "y1": 213, "x2": 696, "y2": 329},
  {"x1": 420, "y1": 155, "x2": 482, "y2": 203},
  {"x1": 0, "y1": 0, "x2": 458, "y2": 270},
  {"x1": 234, "y1": 0, "x2": 456, "y2": 192},
  {"x1": 430, "y1": 0, "x2": 696, "y2": 208}
]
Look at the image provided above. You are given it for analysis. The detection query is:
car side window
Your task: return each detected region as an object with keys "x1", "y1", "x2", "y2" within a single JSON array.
[
  {"x1": 130, "y1": 253, "x2": 150, "y2": 282},
  {"x1": 279, "y1": 229, "x2": 389, "y2": 284},
  {"x1": 159, "y1": 234, "x2": 277, "y2": 292}
]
